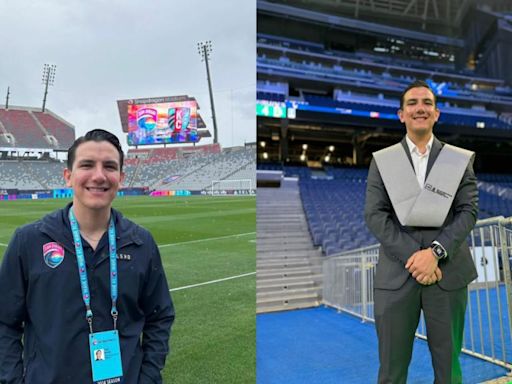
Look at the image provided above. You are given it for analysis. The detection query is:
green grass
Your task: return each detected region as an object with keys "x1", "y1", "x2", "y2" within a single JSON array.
[{"x1": 0, "y1": 196, "x2": 256, "y2": 383}]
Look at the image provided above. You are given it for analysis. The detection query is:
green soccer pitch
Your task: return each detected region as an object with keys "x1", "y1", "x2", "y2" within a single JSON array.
[{"x1": 0, "y1": 195, "x2": 256, "y2": 384}]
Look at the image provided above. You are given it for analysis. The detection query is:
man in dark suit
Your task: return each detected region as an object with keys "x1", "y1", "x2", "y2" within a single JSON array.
[{"x1": 364, "y1": 80, "x2": 478, "y2": 384}]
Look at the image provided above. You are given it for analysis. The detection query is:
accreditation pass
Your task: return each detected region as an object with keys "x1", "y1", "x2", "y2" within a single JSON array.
[{"x1": 89, "y1": 330, "x2": 123, "y2": 383}]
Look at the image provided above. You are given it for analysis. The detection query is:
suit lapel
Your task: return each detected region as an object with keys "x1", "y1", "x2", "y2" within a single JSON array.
[
  {"x1": 426, "y1": 136, "x2": 443, "y2": 179},
  {"x1": 400, "y1": 137, "x2": 415, "y2": 173}
]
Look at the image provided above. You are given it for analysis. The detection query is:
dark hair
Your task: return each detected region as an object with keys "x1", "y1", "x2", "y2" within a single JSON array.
[
  {"x1": 399, "y1": 80, "x2": 437, "y2": 110},
  {"x1": 67, "y1": 129, "x2": 124, "y2": 171}
]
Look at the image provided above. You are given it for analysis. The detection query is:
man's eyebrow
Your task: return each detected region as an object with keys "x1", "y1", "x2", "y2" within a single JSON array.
[{"x1": 103, "y1": 160, "x2": 120, "y2": 167}]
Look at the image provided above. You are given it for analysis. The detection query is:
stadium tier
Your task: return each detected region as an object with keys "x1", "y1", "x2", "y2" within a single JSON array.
[
  {"x1": 31, "y1": 111, "x2": 75, "y2": 149},
  {"x1": 258, "y1": 165, "x2": 512, "y2": 256},
  {"x1": 0, "y1": 107, "x2": 75, "y2": 150},
  {"x1": 0, "y1": 145, "x2": 255, "y2": 193},
  {"x1": 257, "y1": 1, "x2": 512, "y2": 168},
  {"x1": 123, "y1": 144, "x2": 252, "y2": 190}
]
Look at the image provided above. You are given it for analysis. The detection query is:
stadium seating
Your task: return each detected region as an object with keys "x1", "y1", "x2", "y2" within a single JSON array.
[
  {"x1": 32, "y1": 112, "x2": 75, "y2": 149},
  {"x1": 257, "y1": 33, "x2": 512, "y2": 131},
  {"x1": 162, "y1": 147, "x2": 255, "y2": 191},
  {"x1": 274, "y1": 165, "x2": 512, "y2": 256},
  {"x1": 123, "y1": 146, "x2": 254, "y2": 190},
  {"x1": 0, "y1": 108, "x2": 75, "y2": 150},
  {"x1": 0, "y1": 160, "x2": 66, "y2": 189},
  {"x1": 0, "y1": 143, "x2": 254, "y2": 193},
  {"x1": 0, "y1": 110, "x2": 51, "y2": 148}
]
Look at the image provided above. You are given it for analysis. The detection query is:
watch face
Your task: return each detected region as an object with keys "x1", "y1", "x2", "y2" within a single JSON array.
[{"x1": 433, "y1": 245, "x2": 445, "y2": 258}]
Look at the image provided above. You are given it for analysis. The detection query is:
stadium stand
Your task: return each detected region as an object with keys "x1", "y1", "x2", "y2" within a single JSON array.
[
  {"x1": 257, "y1": 1, "x2": 512, "y2": 380},
  {"x1": 257, "y1": 180, "x2": 323, "y2": 313},
  {"x1": 121, "y1": 144, "x2": 255, "y2": 191},
  {"x1": 32, "y1": 111, "x2": 75, "y2": 149},
  {"x1": 0, "y1": 144, "x2": 255, "y2": 194},
  {"x1": 0, "y1": 107, "x2": 74, "y2": 150},
  {"x1": 257, "y1": 165, "x2": 512, "y2": 256}
]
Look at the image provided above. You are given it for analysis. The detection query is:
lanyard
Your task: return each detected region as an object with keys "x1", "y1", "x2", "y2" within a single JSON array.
[{"x1": 69, "y1": 208, "x2": 118, "y2": 333}]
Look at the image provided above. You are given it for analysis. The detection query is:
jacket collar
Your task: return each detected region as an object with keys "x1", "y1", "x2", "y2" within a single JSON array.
[
  {"x1": 38, "y1": 203, "x2": 143, "y2": 253},
  {"x1": 400, "y1": 135, "x2": 443, "y2": 178}
]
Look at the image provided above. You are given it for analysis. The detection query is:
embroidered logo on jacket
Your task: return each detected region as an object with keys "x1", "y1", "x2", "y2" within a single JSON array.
[
  {"x1": 116, "y1": 253, "x2": 132, "y2": 261},
  {"x1": 43, "y1": 242, "x2": 65, "y2": 268}
]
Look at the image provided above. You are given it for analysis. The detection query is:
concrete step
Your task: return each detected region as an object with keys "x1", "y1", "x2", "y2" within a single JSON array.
[
  {"x1": 257, "y1": 249, "x2": 322, "y2": 258},
  {"x1": 257, "y1": 258, "x2": 311, "y2": 269},
  {"x1": 257, "y1": 279, "x2": 317, "y2": 292},
  {"x1": 257, "y1": 242, "x2": 315, "y2": 252},
  {"x1": 256, "y1": 274, "x2": 323, "y2": 286},
  {"x1": 258, "y1": 258, "x2": 322, "y2": 269},
  {"x1": 257, "y1": 238, "x2": 312, "y2": 246},
  {"x1": 257, "y1": 301, "x2": 319, "y2": 314},
  {"x1": 257, "y1": 266, "x2": 322, "y2": 280},
  {"x1": 257, "y1": 221, "x2": 307, "y2": 227},
  {"x1": 257, "y1": 287, "x2": 321, "y2": 300},
  {"x1": 256, "y1": 294, "x2": 320, "y2": 313},
  {"x1": 257, "y1": 232, "x2": 308, "y2": 240},
  {"x1": 257, "y1": 211, "x2": 304, "y2": 215},
  {"x1": 257, "y1": 214, "x2": 305, "y2": 219}
]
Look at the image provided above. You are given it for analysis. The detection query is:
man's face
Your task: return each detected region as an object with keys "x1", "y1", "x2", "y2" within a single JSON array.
[
  {"x1": 64, "y1": 141, "x2": 125, "y2": 213},
  {"x1": 398, "y1": 86, "x2": 440, "y2": 137}
]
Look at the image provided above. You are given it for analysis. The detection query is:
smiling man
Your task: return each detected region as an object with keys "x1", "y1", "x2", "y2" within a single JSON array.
[
  {"x1": 365, "y1": 81, "x2": 478, "y2": 384},
  {"x1": 0, "y1": 129, "x2": 175, "y2": 383}
]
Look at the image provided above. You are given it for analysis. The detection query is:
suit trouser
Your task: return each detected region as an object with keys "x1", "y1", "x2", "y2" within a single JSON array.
[{"x1": 374, "y1": 277, "x2": 468, "y2": 384}]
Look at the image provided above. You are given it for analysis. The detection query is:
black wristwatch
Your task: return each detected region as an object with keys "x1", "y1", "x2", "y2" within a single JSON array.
[{"x1": 431, "y1": 241, "x2": 447, "y2": 260}]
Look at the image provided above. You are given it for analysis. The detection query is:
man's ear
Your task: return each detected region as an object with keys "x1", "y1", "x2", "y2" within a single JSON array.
[
  {"x1": 434, "y1": 108, "x2": 440, "y2": 123},
  {"x1": 398, "y1": 109, "x2": 404, "y2": 123},
  {"x1": 63, "y1": 168, "x2": 72, "y2": 187}
]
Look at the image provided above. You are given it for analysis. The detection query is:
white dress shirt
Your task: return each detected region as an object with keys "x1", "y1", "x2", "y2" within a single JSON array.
[{"x1": 405, "y1": 135, "x2": 434, "y2": 188}]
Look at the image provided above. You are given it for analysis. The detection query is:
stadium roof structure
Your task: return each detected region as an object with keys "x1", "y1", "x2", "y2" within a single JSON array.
[
  {"x1": 257, "y1": 0, "x2": 512, "y2": 172},
  {"x1": 259, "y1": 0, "x2": 512, "y2": 36}
]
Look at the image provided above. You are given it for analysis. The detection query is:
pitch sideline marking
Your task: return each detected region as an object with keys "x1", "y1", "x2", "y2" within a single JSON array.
[
  {"x1": 0, "y1": 232, "x2": 257, "y2": 249},
  {"x1": 158, "y1": 232, "x2": 256, "y2": 248},
  {"x1": 170, "y1": 272, "x2": 256, "y2": 292}
]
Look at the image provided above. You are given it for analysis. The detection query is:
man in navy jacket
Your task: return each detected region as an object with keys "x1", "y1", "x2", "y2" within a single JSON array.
[{"x1": 0, "y1": 129, "x2": 175, "y2": 383}]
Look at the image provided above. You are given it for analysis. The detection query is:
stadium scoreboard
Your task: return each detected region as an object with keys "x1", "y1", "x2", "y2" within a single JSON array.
[{"x1": 118, "y1": 95, "x2": 205, "y2": 146}]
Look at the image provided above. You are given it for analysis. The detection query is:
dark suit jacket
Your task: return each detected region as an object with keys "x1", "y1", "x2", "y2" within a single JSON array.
[{"x1": 364, "y1": 136, "x2": 478, "y2": 290}]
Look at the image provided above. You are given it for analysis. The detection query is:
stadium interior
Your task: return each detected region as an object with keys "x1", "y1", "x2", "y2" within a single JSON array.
[
  {"x1": 257, "y1": 2, "x2": 512, "y2": 381},
  {"x1": 0, "y1": 106, "x2": 256, "y2": 195}
]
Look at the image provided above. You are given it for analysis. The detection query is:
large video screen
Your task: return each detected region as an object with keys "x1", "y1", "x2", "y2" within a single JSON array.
[{"x1": 127, "y1": 100, "x2": 199, "y2": 145}]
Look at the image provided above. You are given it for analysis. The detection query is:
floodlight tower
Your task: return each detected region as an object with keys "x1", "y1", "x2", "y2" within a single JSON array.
[
  {"x1": 5, "y1": 86, "x2": 10, "y2": 109},
  {"x1": 197, "y1": 41, "x2": 218, "y2": 144},
  {"x1": 41, "y1": 63, "x2": 57, "y2": 112}
]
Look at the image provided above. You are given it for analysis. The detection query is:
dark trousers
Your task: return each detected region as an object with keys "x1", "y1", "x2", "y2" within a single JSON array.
[{"x1": 374, "y1": 277, "x2": 468, "y2": 384}]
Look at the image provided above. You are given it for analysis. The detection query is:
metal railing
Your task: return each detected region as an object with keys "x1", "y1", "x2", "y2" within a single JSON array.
[{"x1": 323, "y1": 216, "x2": 512, "y2": 370}]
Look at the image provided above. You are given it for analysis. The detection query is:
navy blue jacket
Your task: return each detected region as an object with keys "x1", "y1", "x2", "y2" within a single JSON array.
[{"x1": 0, "y1": 204, "x2": 175, "y2": 383}]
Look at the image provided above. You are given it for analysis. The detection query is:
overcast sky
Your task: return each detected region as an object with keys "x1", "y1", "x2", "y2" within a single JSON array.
[{"x1": 0, "y1": 0, "x2": 255, "y2": 151}]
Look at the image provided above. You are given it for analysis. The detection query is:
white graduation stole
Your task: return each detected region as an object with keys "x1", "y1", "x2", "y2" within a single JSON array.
[{"x1": 373, "y1": 142, "x2": 473, "y2": 227}]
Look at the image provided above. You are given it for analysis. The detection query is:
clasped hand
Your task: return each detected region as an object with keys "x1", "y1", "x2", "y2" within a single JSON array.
[{"x1": 405, "y1": 248, "x2": 442, "y2": 286}]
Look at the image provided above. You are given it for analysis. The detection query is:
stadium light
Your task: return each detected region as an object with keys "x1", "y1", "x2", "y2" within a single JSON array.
[
  {"x1": 41, "y1": 63, "x2": 57, "y2": 113},
  {"x1": 197, "y1": 41, "x2": 219, "y2": 144},
  {"x1": 5, "y1": 86, "x2": 10, "y2": 109}
]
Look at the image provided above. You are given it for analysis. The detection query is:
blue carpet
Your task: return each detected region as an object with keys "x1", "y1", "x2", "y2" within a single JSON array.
[{"x1": 257, "y1": 306, "x2": 510, "y2": 384}]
